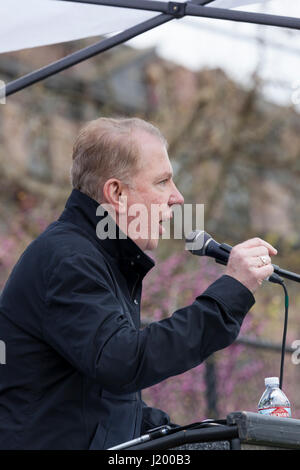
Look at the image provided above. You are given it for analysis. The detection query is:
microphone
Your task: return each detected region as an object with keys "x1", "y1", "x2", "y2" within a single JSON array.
[{"x1": 185, "y1": 230, "x2": 287, "y2": 285}]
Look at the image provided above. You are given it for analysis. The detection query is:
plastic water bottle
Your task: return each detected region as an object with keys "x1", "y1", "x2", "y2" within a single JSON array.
[{"x1": 258, "y1": 377, "x2": 291, "y2": 418}]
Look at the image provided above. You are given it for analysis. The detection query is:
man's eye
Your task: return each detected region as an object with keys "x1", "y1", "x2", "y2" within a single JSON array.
[{"x1": 159, "y1": 179, "x2": 168, "y2": 185}]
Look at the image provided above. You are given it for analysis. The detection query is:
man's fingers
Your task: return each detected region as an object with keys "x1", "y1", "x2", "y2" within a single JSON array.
[
  {"x1": 251, "y1": 254, "x2": 272, "y2": 268},
  {"x1": 238, "y1": 237, "x2": 277, "y2": 255},
  {"x1": 240, "y1": 246, "x2": 269, "y2": 258},
  {"x1": 254, "y1": 264, "x2": 275, "y2": 283},
  {"x1": 226, "y1": 237, "x2": 278, "y2": 293}
]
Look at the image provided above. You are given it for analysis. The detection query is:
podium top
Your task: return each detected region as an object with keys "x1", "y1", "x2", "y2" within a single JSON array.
[
  {"x1": 227, "y1": 411, "x2": 300, "y2": 449},
  {"x1": 111, "y1": 411, "x2": 300, "y2": 450}
]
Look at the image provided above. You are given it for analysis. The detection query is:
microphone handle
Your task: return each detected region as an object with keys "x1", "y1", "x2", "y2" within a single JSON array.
[
  {"x1": 214, "y1": 242, "x2": 232, "y2": 265},
  {"x1": 273, "y1": 265, "x2": 300, "y2": 284},
  {"x1": 203, "y1": 235, "x2": 300, "y2": 284},
  {"x1": 216, "y1": 243, "x2": 283, "y2": 285},
  {"x1": 208, "y1": 242, "x2": 232, "y2": 265}
]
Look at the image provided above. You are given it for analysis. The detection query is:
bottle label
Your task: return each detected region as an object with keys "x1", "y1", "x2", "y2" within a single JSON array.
[{"x1": 258, "y1": 406, "x2": 291, "y2": 417}]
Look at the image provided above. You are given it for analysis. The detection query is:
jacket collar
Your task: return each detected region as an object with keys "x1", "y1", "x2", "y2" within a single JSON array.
[{"x1": 58, "y1": 189, "x2": 155, "y2": 277}]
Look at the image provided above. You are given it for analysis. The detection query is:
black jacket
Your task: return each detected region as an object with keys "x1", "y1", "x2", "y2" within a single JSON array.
[{"x1": 0, "y1": 189, "x2": 255, "y2": 449}]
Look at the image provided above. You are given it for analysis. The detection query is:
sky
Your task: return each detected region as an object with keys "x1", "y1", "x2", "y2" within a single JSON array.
[{"x1": 126, "y1": 0, "x2": 300, "y2": 109}]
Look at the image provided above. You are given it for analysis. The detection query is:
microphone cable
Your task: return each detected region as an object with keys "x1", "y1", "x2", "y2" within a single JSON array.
[
  {"x1": 279, "y1": 281, "x2": 289, "y2": 390},
  {"x1": 186, "y1": 230, "x2": 291, "y2": 390}
]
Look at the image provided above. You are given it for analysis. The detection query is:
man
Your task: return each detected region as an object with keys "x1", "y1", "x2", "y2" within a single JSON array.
[{"x1": 0, "y1": 117, "x2": 276, "y2": 450}]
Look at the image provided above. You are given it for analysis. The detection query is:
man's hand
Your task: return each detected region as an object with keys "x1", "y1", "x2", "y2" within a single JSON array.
[{"x1": 225, "y1": 238, "x2": 277, "y2": 294}]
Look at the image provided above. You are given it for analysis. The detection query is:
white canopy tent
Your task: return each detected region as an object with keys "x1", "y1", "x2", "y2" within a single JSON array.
[
  {"x1": 1, "y1": 0, "x2": 300, "y2": 96},
  {"x1": 0, "y1": 0, "x2": 273, "y2": 54}
]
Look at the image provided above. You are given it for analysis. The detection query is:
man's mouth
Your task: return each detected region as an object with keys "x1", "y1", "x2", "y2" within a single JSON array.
[
  {"x1": 159, "y1": 220, "x2": 165, "y2": 235},
  {"x1": 158, "y1": 213, "x2": 173, "y2": 235}
]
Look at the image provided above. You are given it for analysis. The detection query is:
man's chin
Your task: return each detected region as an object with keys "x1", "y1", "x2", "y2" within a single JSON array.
[
  {"x1": 146, "y1": 238, "x2": 159, "y2": 251},
  {"x1": 133, "y1": 237, "x2": 159, "y2": 252}
]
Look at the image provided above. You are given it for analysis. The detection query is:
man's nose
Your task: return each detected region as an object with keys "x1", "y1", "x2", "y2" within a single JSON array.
[{"x1": 170, "y1": 183, "x2": 184, "y2": 206}]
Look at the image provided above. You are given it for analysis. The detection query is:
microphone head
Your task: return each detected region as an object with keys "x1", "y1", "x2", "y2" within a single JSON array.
[{"x1": 185, "y1": 230, "x2": 212, "y2": 255}]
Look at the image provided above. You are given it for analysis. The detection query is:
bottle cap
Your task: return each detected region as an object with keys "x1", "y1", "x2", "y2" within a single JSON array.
[{"x1": 264, "y1": 377, "x2": 279, "y2": 387}]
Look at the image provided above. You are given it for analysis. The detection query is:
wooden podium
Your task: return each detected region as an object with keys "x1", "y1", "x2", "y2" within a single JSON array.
[{"x1": 126, "y1": 411, "x2": 300, "y2": 450}]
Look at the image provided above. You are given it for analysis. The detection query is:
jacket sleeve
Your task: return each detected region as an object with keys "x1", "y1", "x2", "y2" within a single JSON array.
[{"x1": 45, "y1": 253, "x2": 255, "y2": 394}]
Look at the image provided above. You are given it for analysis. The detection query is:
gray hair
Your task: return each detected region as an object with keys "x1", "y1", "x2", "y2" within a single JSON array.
[{"x1": 70, "y1": 116, "x2": 168, "y2": 202}]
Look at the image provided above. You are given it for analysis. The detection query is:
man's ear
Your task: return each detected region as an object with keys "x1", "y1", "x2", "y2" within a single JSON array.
[{"x1": 102, "y1": 178, "x2": 128, "y2": 215}]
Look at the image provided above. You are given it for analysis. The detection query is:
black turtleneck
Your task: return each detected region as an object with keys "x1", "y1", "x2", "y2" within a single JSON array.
[{"x1": 58, "y1": 188, "x2": 155, "y2": 280}]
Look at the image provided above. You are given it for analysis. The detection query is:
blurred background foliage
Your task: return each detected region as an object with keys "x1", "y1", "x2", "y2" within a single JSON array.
[{"x1": 0, "y1": 36, "x2": 300, "y2": 423}]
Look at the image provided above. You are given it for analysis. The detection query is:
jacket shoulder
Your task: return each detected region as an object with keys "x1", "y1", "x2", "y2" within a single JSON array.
[{"x1": 38, "y1": 220, "x2": 103, "y2": 260}]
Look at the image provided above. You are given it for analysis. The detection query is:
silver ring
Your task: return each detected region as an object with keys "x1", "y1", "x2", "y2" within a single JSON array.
[{"x1": 259, "y1": 255, "x2": 269, "y2": 266}]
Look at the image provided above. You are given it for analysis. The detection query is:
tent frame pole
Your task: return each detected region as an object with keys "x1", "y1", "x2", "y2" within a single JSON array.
[
  {"x1": 5, "y1": 13, "x2": 174, "y2": 97},
  {"x1": 186, "y1": 3, "x2": 300, "y2": 30},
  {"x1": 4, "y1": 0, "x2": 300, "y2": 97}
]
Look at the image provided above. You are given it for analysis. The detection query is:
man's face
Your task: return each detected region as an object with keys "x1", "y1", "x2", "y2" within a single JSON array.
[{"x1": 121, "y1": 131, "x2": 184, "y2": 251}]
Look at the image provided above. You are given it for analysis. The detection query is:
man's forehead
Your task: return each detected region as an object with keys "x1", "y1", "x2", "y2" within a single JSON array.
[
  {"x1": 134, "y1": 131, "x2": 170, "y2": 166},
  {"x1": 134, "y1": 129, "x2": 166, "y2": 151},
  {"x1": 157, "y1": 170, "x2": 173, "y2": 179}
]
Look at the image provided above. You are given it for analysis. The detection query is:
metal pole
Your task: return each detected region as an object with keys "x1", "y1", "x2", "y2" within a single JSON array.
[
  {"x1": 185, "y1": 3, "x2": 300, "y2": 31},
  {"x1": 56, "y1": 0, "x2": 169, "y2": 13},
  {"x1": 56, "y1": 0, "x2": 212, "y2": 9},
  {"x1": 4, "y1": 13, "x2": 174, "y2": 97},
  {"x1": 5, "y1": 0, "x2": 300, "y2": 97},
  {"x1": 3, "y1": 0, "x2": 210, "y2": 97}
]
